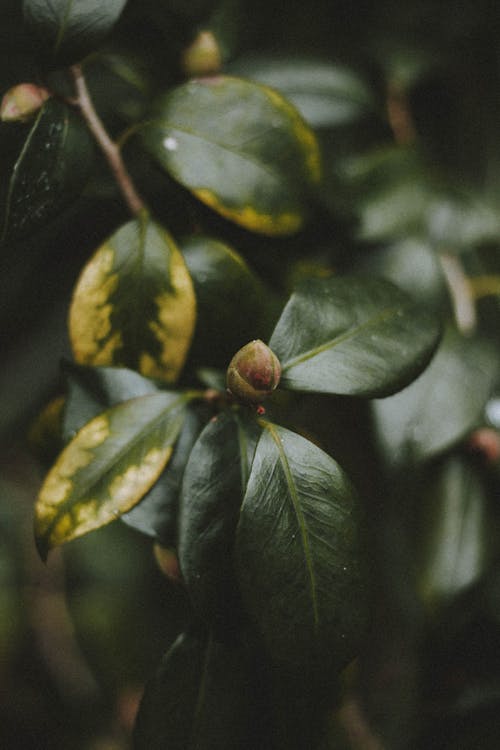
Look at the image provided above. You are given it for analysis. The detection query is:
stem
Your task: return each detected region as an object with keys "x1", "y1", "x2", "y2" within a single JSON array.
[
  {"x1": 439, "y1": 253, "x2": 477, "y2": 334},
  {"x1": 70, "y1": 64, "x2": 146, "y2": 217},
  {"x1": 386, "y1": 80, "x2": 416, "y2": 146}
]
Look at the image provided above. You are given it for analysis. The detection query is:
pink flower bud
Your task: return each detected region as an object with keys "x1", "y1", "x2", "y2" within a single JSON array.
[
  {"x1": 227, "y1": 339, "x2": 281, "y2": 403},
  {"x1": 1, "y1": 83, "x2": 50, "y2": 122}
]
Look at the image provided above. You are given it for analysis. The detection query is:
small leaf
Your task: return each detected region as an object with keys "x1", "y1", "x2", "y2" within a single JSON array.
[
  {"x1": 0, "y1": 97, "x2": 94, "y2": 242},
  {"x1": 416, "y1": 454, "x2": 498, "y2": 609},
  {"x1": 229, "y1": 56, "x2": 375, "y2": 128},
  {"x1": 181, "y1": 235, "x2": 271, "y2": 368},
  {"x1": 178, "y1": 411, "x2": 261, "y2": 628},
  {"x1": 141, "y1": 75, "x2": 321, "y2": 236},
  {"x1": 23, "y1": 0, "x2": 127, "y2": 66},
  {"x1": 269, "y1": 275, "x2": 442, "y2": 398},
  {"x1": 236, "y1": 422, "x2": 367, "y2": 669},
  {"x1": 134, "y1": 631, "x2": 271, "y2": 750},
  {"x1": 372, "y1": 328, "x2": 500, "y2": 466},
  {"x1": 34, "y1": 391, "x2": 189, "y2": 560},
  {"x1": 69, "y1": 216, "x2": 196, "y2": 383}
]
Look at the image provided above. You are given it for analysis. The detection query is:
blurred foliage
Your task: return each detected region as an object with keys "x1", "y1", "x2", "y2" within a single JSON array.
[{"x1": 2, "y1": 1, "x2": 500, "y2": 749}]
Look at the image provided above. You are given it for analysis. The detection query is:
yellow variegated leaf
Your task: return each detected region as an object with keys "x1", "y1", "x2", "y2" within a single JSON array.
[
  {"x1": 35, "y1": 391, "x2": 188, "y2": 560},
  {"x1": 69, "y1": 215, "x2": 196, "y2": 383},
  {"x1": 141, "y1": 76, "x2": 321, "y2": 236}
]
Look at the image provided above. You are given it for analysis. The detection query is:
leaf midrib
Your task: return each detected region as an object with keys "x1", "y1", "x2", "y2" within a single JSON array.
[
  {"x1": 265, "y1": 423, "x2": 319, "y2": 628},
  {"x1": 281, "y1": 305, "x2": 400, "y2": 372},
  {"x1": 159, "y1": 123, "x2": 291, "y2": 188}
]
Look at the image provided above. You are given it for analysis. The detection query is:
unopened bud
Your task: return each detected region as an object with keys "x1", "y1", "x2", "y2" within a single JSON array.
[
  {"x1": 1, "y1": 83, "x2": 50, "y2": 122},
  {"x1": 181, "y1": 30, "x2": 222, "y2": 77},
  {"x1": 226, "y1": 339, "x2": 281, "y2": 404}
]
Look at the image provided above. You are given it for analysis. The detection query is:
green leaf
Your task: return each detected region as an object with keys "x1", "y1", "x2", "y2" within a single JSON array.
[
  {"x1": 134, "y1": 631, "x2": 271, "y2": 750},
  {"x1": 62, "y1": 362, "x2": 200, "y2": 544},
  {"x1": 229, "y1": 56, "x2": 375, "y2": 128},
  {"x1": 34, "y1": 391, "x2": 189, "y2": 560},
  {"x1": 235, "y1": 422, "x2": 367, "y2": 669},
  {"x1": 123, "y1": 407, "x2": 205, "y2": 544},
  {"x1": 372, "y1": 328, "x2": 500, "y2": 466},
  {"x1": 269, "y1": 275, "x2": 442, "y2": 398},
  {"x1": 181, "y1": 235, "x2": 270, "y2": 368},
  {"x1": 23, "y1": 0, "x2": 127, "y2": 66},
  {"x1": 141, "y1": 75, "x2": 321, "y2": 236},
  {"x1": 69, "y1": 216, "x2": 196, "y2": 383},
  {"x1": 63, "y1": 361, "x2": 160, "y2": 442},
  {"x1": 416, "y1": 454, "x2": 498, "y2": 608},
  {"x1": 0, "y1": 97, "x2": 94, "y2": 243},
  {"x1": 178, "y1": 411, "x2": 261, "y2": 629}
]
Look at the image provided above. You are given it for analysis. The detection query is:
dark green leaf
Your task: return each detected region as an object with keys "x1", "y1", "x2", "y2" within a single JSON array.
[
  {"x1": 416, "y1": 454, "x2": 498, "y2": 608},
  {"x1": 134, "y1": 631, "x2": 271, "y2": 750},
  {"x1": 141, "y1": 75, "x2": 321, "y2": 236},
  {"x1": 0, "y1": 97, "x2": 93, "y2": 242},
  {"x1": 372, "y1": 328, "x2": 500, "y2": 466},
  {"x1": 236, "y1": 422, "x2": 367, "y2": 669},
  {"x1": 181, "y1": 235, "x2": 270, "y2": 368},
  {"x1": 69, "y1": 215, "x2": 196, "y2": 383},
  {"x1": 178, "y1": 411, "x2": 261, "y2": 629},
  {"x1": 340, "y1": 146, "x2": 436, "y2": 242},
  {"x1": 269, "y1": 275, "x2": 442, "y2": 398},
  {"x1": 229, "y1": 56, "x2": 375, "y2": 128},
  {"x1": 23, "y1": 0, "x2": 127, "y2": 66},
  {"x1": 35, "y1": 391, "x2": 189, "y2": 560},
  {"x1": 63, "y1": 362, "x2": 160, "y2": 443}
]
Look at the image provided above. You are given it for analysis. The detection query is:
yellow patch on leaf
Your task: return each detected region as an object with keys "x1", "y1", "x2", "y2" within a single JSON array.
[
  {"x1": 194, "y1": 188, "x2": 303, "y2": 236},
  {"x1": 139, "y1": 246, "x2": 196, "y2": 381},
  {"x1": 35, "y1": 415, "x2": 110, "y2": 537},
  {"x1": 264, "y1": 86, "x2": 322, "y2": 184},
  {"x1": 69, "y1": 245, "x2": 122, "y2": 365}
]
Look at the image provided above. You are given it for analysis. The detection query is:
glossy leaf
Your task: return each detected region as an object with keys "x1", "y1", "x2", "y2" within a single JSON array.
[
  {"x1": 416, "y1": 454, "x2": 498, "y2": 608},
  {"x1": 34, "y1": 391, "x2": 189, "y2": 560},
  {"x1": 372, "y1": 328, "x2": 500, "y2": 466},
  {"x1": 269, "y1": 275, "x2": 442, "y2": 398},
  {"x1": 236, "y1": 422, "x2": 367, "y2": 669},
  {"x1": 178, "y1": 411, "x2": 261, "y2": 627},
  {"x1": 23, "y1": 0, "x2": 127, "y2": 66},
  {"x1": 0, "y1": 97, "x2": 93, "y2": 242},
  {"x1": 134, "y1": 631, "x2": 270, "y2": 750},
  {"x1": 141, "y1": 75, "x2": 321, "y2": 236},
  {"x1": 122, "y1": 407, "x2": 205, "y2": 544},
  {"x1": 229, "y1": 56, "x2": 375, "y2": 128},
  {"x1": 69, "y1": 216, "x2": 196, "y2": 383},
  {"x1": 62, "y1": 362, "x2": 205, "y2": 544},
  {"x1": 63, "y1": 362, "x2": 160, "y2": 442},
  {"x1": 181, "y1": 235, "x2": 270, "y2": 368}
]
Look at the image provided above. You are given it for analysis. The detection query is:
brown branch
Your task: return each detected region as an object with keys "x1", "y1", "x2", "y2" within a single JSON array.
[
  {"x1": 386, "y1": 80, "x2": 417, "y2": 146},
  {"x1": 70, "y1": 64, "x2": 146, "y2": 217}
]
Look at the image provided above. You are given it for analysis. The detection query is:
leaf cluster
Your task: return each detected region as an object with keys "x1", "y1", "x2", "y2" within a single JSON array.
[{"x1": 3, "y1": 1, "x2": 500, "y2": 749}]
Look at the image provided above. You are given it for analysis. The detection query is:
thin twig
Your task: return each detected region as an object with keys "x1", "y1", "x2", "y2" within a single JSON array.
[
  {"x1": 386, "y1": 80, "x2": 417, "y2": 146},
  {"x1": 70, "y1": 64, "x2": 146, "y2": 217}
]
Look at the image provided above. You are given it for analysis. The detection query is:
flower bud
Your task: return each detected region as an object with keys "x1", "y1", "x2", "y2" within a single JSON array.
[
  {"x1": 181, "y1": 30, "x2": 222, "y2": 77},
  {"x1": 0, "y1": 83, "x2": 50, "y2": 122},
  {"x1": 226, "y1": 340, "x2": 281, "y2": 403},
  {"x1": 153, "y1": 543, "x2": 182, "y2": 584}
]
